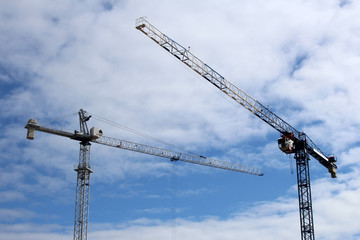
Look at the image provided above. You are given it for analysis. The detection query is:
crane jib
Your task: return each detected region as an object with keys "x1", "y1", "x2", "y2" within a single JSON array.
[
  {"x1": 25, "y1": 118, "x2": 263, "y2": 176},
  {"x1": 93, "y1": 136, "x2": 263, "y2": 176},
  {"x1": 135, "y1": 17, "x2": 337, "y2": 176},
  {"x1": 135, "y1": 17, "x2": 299, "y2": 138}
]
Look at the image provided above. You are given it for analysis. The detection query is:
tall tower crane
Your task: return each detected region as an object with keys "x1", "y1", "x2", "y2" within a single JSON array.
[
  {"x1": 135, "y1": 17, "x2": 337, "y2": 240},
  {"x1": 25, "y1": 109, "x2": 263, "y2": 240}
]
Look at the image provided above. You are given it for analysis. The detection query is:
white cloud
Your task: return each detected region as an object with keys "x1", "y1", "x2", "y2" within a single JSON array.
[
  {"x1": 0, "y1": 191, "x2": 25, "y2": 203},
  {"x1": 136, "y1": 207, "x2": 171, "y2": 215},
  {"x1": 0, "y1": 223, "x2": 71, "y2": 240},
  {"x1": 1, "y1": 0, "x2": 360, "y2": 239},
  {"x1": 1, "y1": 167, "x2": 359, "y2": 239},
  {"x1": 0, "y1": 209, "x2": 36, "y2": 222}
]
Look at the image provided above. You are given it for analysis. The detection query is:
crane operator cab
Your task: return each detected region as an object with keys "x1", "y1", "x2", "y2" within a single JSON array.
[{"x1": 278, "y1": 136, "x2": 294, "y2": 154}]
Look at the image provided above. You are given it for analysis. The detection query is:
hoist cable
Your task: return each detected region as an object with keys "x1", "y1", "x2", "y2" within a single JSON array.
[{"x1": 88, "y1": 112, "x2": 201, "y2": 156}]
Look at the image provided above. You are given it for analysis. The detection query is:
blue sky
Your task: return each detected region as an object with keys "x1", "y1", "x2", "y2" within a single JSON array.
[{"x1": 1, "y1": 0, "x2": 360, "y2": 239}]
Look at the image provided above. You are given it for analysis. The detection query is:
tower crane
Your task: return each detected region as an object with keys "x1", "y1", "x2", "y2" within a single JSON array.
[
  {"x1": 135, "y1": 17, "x2": 337, "y2": 240},
  {"x1": 25, "y1": 109, "x2": 263, "y2": 240}
]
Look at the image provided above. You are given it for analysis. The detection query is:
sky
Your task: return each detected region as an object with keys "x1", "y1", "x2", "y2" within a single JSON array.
[{"x1": 1, "y1": 0, "x2": 360, "y2": 239}]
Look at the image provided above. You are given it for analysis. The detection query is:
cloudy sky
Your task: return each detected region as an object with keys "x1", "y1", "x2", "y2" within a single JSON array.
[{"x1": 1, "y1": 0, "x2": 360, "y2": 239}]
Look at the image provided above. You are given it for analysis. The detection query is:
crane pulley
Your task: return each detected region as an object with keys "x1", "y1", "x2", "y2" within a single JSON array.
[
  {"x1": 25, "y1": 109, "x2": 262, "y2": 240},
  {"x1": 135, "y1": 17, "x2": 337, "y2": 240}
]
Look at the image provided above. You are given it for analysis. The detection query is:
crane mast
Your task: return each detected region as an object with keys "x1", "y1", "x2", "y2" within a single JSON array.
[
  {"x1": 74, "y1": 110, "x2": 92, "y2": 240},
  {"x1": 135, "y1": 17, "x2": 337, "y2": 240},
  {"x1": 25, "y1": 109, "x2": 263, "y2": 240}
]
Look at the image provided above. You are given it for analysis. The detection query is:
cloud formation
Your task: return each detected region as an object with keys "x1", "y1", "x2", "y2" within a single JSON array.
[{"x1": 1, "y1": 0, "x2": 360, "y2": 239}]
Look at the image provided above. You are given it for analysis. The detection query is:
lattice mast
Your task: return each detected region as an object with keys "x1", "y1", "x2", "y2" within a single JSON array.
[
  {"x1": 73, "y1": 109, "x2": 93, "y2": 240},
  {"x1": 135, "y1": 17, "x2": 337, "y2": 240}
]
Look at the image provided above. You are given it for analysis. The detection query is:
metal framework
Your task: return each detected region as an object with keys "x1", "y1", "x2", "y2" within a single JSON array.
[
  {"x1": 295, "y1": 134, "x2": 315, "y2": 240},
  {"x1": 74, "y1": 141, "x2": 92, "y2": 240},
  {"x1": 73, "y1": 110, "x2": 93, "y2": 240},
  {"x1": 25, "y1": 109, "x2": 263, "y2": 240},
  {"x1": 94, "y1": 135, "x2": 263, "y2": 176},
  {"x1": 135, "y1": 17, "x2": 337, "y2": 240}
]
